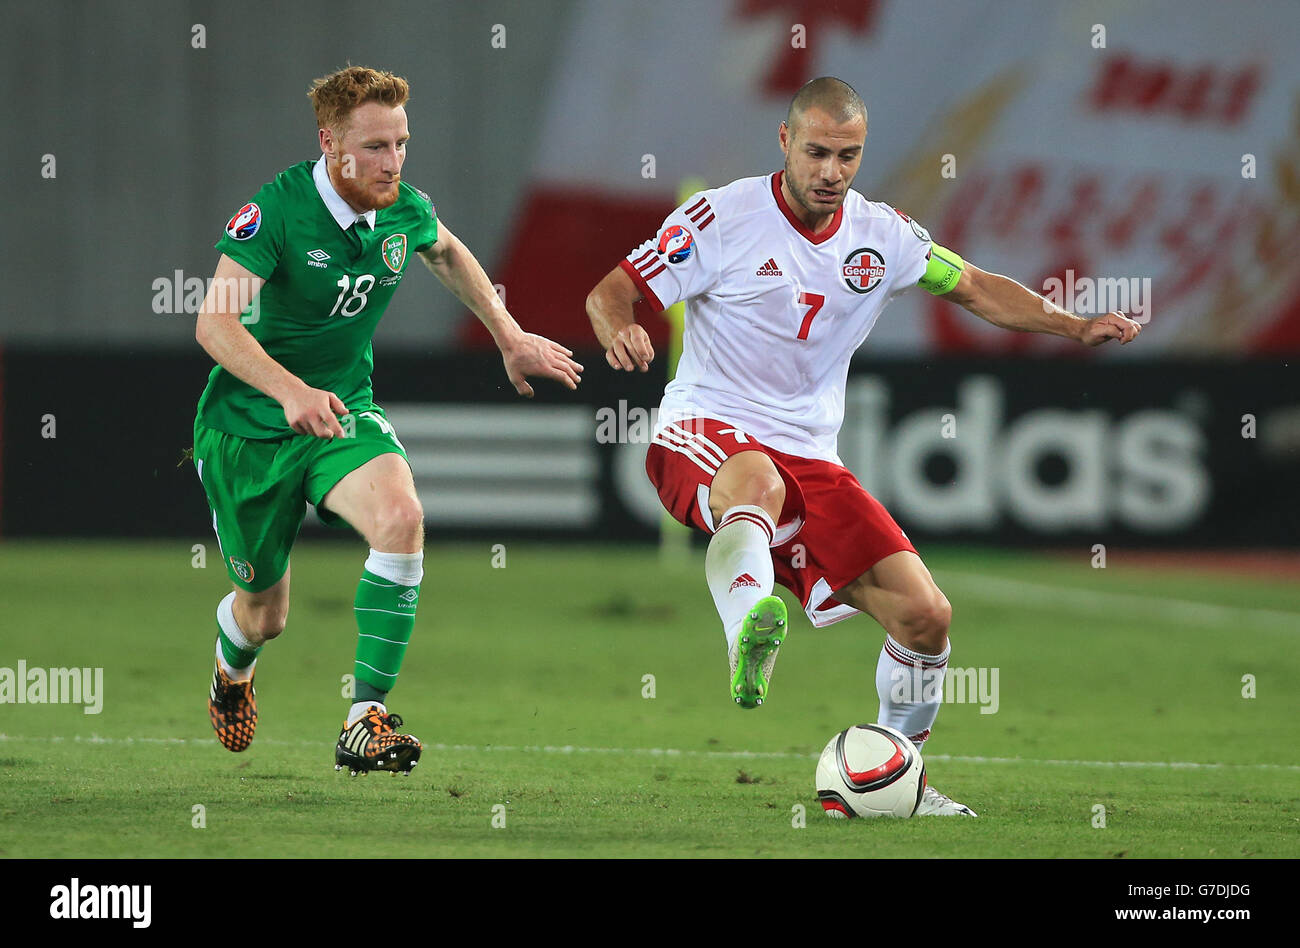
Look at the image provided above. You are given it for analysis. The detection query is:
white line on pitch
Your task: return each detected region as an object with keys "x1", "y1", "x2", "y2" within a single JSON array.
[
  {"x1": 935, "y1": 571, "x2": 1300, "y2": 630},
  {"x1": 2, "y1": 733, "x2": 1297, "y2": 771}
]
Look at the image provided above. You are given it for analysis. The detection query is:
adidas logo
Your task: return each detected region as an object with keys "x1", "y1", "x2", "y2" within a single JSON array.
[
  {"x1": 343, "y1": 719, "x2": 370, "y2": 753},
  {"x1": 729, "y1": 572, "x2": 761, "y2": 593},
  {"x1": 755, "y1": 258, "x2": 782, "y2": 276}
]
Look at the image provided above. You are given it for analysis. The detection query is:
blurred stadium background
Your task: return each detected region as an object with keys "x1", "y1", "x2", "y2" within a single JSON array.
[{"x1": 1, "y1": 0, "x2": 1296, "y2": 553}]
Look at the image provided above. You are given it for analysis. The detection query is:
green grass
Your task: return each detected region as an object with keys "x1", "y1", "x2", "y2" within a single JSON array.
[{"x1": 1, "y1": 540, "x2": 1297, "y2": 858}]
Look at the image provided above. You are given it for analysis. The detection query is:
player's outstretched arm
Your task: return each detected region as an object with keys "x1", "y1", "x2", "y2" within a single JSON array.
[
  {"x1": 586, "y1": 265, "x2": 655, "y2": 372},
  {"x1": 418, "y1": 225, "x2": 582, "y2": 397},
  {"x1": 195, "y1": 254, "x2": 346, "y2": 437},
  {"x1": 943, "y1": 262, "x2": 1142, "y2": 347}
]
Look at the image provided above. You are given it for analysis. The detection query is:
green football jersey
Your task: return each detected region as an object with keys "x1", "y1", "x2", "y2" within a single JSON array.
[{"x1": 196, "y1": 159, "x2": 439, "y2": 439}]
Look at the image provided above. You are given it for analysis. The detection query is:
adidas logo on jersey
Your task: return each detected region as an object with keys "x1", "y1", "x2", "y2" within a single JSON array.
[
  {"x1": 729, "y1": 573, "x2": 761, "y2": 593},
  {"x1": 755, "y1": 258, "x2": 783, "y2": 276}
]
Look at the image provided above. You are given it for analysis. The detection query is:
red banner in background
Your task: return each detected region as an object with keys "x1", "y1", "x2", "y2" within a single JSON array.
[
  {"x1": 461, "y1": 0, "x2": 1300, "y2": 356},
  {"x1": 458, "y1": 188, "x2": 674, "y2": 349}
]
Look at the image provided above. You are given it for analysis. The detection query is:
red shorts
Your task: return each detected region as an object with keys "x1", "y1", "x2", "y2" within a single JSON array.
[{"x1": 646, "y1": 417, "x2": 916, "y2": 627}]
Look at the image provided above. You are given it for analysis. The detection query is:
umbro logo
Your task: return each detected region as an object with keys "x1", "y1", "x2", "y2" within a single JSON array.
[
  {"x1": 306, "y1": 249, "x2": 331, "y2": 268},
  {"x1": 729, "y1": 573, "x2": 761, "y2": 593},
  {"x1": 399, "y1": 589, "x2": 418, "y2": 604},
  {"x1": 755, "y1": 258, "x2": 783, "y2": 276}
]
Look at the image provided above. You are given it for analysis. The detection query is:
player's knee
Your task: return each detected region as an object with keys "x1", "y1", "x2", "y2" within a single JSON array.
[
  {"x1": 256, "y1": 620, "x2": 287, "y2": 641},
  {"x1": 233, "y1": 590, "x2": 288, "y2": 642},
  {"x1": 245, "y1": 608, "x2": 288, "y2": 641},
  {"x1": 894, "y1": 590, "x2": 951, "y2": 652},
  {"x1": 711, "y1": 470, "x2": 785, "y2": 522},
  {"x1": 753, "y1": 471, "x2": 786, "y2": 514},
  {"x1": 373, "y1": 496, "x2": 424, "y2": 549}
]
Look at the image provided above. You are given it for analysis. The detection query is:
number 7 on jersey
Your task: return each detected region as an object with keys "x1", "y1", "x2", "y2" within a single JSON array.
[{"x1": 796, "y1": 291, "x2": 825, "y2": 340}]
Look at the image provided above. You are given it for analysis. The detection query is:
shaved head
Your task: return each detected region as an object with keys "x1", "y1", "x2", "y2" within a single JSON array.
[
  {"x1": 777, "y1": 77, "x2": 867, "y2": 232},
  {"x1": 786, "y1": 76, "x2": 866, "y2": 133}
]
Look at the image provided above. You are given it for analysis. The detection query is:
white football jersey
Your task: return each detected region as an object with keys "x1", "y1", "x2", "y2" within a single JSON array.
[{"x1": 621, "y1": 172, "x2": 934, "y2": 463}]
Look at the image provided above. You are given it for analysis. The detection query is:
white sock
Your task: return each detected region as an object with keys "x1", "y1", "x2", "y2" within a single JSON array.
[
  {"x1": 875, "y1": 635, "x2": 950, "y2": 750},
  {"x1": 347, "y1": 701, "x2": 386, "y2": 726},
  {"x1": 216, "y1": 592, "x2": 256, "y2": 682},
  {"x1": 705, "y1": 505, "x2": 776, "y2": 648},
  {"x1": 365, "y1": 549, "x2": 424, "y2": 586}
]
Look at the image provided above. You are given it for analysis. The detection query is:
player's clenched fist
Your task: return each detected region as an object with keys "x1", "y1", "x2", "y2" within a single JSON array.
[
  {"x1": 1081, "y1": 311, "x2": 1143, "y2": 347},
  {"x1": 282, "y1": 385, "x2": 348, "y2": 438},
  {"x1": 607, "y1": 323, "x2": 655, "y2": 372}
]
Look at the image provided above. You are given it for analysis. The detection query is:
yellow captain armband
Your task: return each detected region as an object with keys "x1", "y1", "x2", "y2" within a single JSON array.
[{"x1": 918, "y1": 243, "x2": 965, "y2": 295}]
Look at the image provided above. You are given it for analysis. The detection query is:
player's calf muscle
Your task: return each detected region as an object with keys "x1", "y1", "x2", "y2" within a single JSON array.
[{"x1": 837, "y1": 572, "x2": 951, "y2": 653}]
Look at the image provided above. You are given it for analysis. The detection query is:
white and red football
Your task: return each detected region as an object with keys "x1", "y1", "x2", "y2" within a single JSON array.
[{"x1": 815, "y1": 723, "x2": 926, "y2": 819}]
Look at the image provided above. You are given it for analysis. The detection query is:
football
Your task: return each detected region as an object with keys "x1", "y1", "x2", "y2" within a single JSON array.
[{"x1": 815, "y1": 724, "x2": 927, "y2": 818}]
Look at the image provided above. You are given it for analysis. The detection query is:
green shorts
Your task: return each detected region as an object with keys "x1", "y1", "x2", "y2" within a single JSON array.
[{"x1": 193, "y1": 408, "x2": 409, "y2": 592}]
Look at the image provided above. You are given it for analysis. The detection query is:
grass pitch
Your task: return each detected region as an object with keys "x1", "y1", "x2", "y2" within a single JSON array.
[{"x1": 1, "y1": 540, "x2": 1296, "y2": 858}]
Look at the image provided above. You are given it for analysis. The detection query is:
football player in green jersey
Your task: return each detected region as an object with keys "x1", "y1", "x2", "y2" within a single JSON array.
[{"x1": 193, "y1": 66, "x2": 583, "y2": 774}]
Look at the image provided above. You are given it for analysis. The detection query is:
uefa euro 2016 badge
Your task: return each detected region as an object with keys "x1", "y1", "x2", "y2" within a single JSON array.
[
  {"x1": 657, "y1": 224, "x2": 695, "y2": 264},
  {"x1": 225, "y1": 203, "x2": 261, "y2": 240}
]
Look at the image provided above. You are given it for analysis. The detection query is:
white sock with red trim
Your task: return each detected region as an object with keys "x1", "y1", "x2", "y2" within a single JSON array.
[
  {"x1": 875, "y1": 635, "x2": 950, "y2": 750},
  {"x1": 705, "y1": 505, "x2": 776, "y2": 648}
]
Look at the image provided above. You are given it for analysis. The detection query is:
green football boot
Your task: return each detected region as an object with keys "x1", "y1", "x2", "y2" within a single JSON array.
[{"x1": 728, "y1": 595, "x2": 788, "y2": 708}]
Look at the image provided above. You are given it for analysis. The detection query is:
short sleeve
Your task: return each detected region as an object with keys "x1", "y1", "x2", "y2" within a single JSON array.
[
  {"x1": 214, "y1": 192, "x2": 284, "y2": 280},
  {"x1": 409, "y1": 185, "x2": 439, "y2": 252},
  {"x1": 619, "y1": 192, "x2": 723, "y2": 313},
  {"x1": 888, "y1": 208, "x2": 933, "y2": 298}
]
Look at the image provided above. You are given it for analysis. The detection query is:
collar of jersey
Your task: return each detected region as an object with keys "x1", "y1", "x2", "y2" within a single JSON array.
[
  {"x1": 771, "y1": 171, "x2": 843, "y2": 245},
  {"x1": 313, "y1": 156, "x2": 377, "y2": 231}
]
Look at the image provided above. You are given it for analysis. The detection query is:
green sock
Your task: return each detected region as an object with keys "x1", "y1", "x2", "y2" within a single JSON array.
[
  {"x1": 218, "y1": 621, "x2": 260, "y2": 670},
  {"x1": 352, "y1": 569, "x2": 418, "y2": 697}
]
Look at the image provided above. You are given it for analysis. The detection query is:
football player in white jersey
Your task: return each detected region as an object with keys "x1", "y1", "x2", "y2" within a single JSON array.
[{"x1": 586, "y1": 77, "x2": 1141, "y2": 816}]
